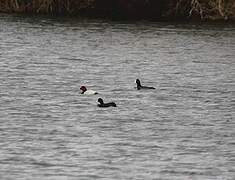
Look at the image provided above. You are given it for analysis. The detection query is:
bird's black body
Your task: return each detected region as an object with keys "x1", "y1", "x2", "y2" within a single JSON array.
[
  {"x1": 136, "y1": 79, "x2": 155, "y2": 90},
  {"x1": 97, "y1": 98, "x2": 117, "y2": 107}
]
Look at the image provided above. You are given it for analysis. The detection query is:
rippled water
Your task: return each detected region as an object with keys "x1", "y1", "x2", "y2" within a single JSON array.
[{"x1": 0, "y1": 14, "x2": 235, "y2": 179}]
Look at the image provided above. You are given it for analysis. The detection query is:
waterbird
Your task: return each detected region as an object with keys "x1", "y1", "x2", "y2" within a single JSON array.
[
  {"x1": 80, "y1": 86, "x2": 98, "y2": 95},
  {"x1": 136, "y1": 79, "x2": 155, "y2": 90},
  {"x1": 97, "y1": 98, "x2": 117, "y2": 107}
]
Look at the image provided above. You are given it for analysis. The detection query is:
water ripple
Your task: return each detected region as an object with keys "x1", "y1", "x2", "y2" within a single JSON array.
[{"x1": 0, "y1": 14, "x2": 235, "y2": 179}]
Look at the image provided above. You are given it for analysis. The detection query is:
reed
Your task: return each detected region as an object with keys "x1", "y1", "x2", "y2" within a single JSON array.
[
  {"x1": 0, "y1": 0, "x2": 234, "y2": 20},
  {"x1": 172, "y1": 0, "x2": 235, "y2": 20},
  {"x1": 0, "y1": 0, "x2": 94, "y2": 14}
]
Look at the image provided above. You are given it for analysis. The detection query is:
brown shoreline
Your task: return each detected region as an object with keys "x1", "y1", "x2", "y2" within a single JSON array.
[{"x1": 0, "y1": 0, "x2": 235, "y2": 21}]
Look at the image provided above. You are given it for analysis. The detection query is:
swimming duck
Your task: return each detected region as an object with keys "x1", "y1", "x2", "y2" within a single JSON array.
[
  {"x1": 136, "y1": 79, "x2": 155, "y2": 90},
  {"x1": 97, "y1": 98, "x2": 117, "y2": 107},
  {"x1": 80, "y1": 86, "x2": 98, "y2": 95}
]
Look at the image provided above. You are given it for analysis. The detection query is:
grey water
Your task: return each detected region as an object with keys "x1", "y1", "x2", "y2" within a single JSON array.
[{"x1": 0, "y1": 14, "x2": 235, "y2": 180}]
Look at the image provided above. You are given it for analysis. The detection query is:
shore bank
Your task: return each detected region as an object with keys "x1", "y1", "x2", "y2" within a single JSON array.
[{"x1": 0, "y1": 0, "x2": 235, "y2": 21}]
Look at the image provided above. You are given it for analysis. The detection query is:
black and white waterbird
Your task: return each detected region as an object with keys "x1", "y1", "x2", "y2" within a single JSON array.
[
  {"x1": 136, "y1": 79, "x2": 155, "y2": 90},
  {"x1": 97, "y1": 98, "x2": 117, "y2": 107}
]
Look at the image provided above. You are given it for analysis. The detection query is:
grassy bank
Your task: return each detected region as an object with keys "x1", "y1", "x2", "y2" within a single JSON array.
[{"x1": 0, "y1": 0, "x2": 235, "y2": 21}]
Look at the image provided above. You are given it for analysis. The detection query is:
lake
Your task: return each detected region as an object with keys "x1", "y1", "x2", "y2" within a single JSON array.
[{"x1": 0, "y1": 14, "x2": 235, "y2": 179}]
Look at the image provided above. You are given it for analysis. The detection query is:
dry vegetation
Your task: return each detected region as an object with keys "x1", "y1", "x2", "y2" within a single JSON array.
[
  {"x1": 0, "y1": 0, "x2": 234, "y2": 20},
  {"x1": 172, "y1": 0, "x2": 235, "y2": 20},
  {"x1": 0, "y1": 0, "x2": 95, "y2": 13}
]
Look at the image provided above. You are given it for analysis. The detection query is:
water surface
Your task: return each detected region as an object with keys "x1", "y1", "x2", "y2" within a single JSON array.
[{"x1": 0, "y1": 14, "x2": 235, "y2": 179}]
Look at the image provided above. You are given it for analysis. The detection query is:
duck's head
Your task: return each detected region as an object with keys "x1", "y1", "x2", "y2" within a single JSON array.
[
  {"x1": 80, "y1": 86, "x2": 87, "y2": 93},
  {"x1": 136, "y1": 79, "x2": 141, "y2": 86},
  {"x1": 98, "y1": 98, "x2": 104, "y2": 104}
]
